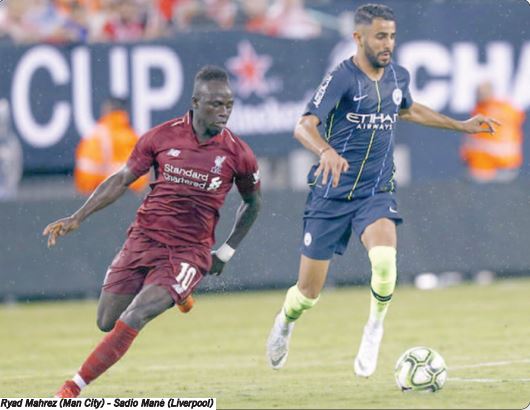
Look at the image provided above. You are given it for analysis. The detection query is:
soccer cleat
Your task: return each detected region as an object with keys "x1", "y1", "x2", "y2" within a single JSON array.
[
  {"x1": 266, "y1": 312, "x2": 294, "y2": 370},
  {"x1": 354, "y1": 322, "x2": 384, "y2": 377},
  {"x1": 54, "y1": 380, "x2": 81, "y2": 398},
  {"x1": 177, "y1": 295, "x2": 194, "y2": 313}
]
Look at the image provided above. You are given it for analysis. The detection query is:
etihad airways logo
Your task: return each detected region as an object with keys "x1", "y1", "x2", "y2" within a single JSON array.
[{"x1": 346, "y1": 113, "x2": 399, "y2": 130}]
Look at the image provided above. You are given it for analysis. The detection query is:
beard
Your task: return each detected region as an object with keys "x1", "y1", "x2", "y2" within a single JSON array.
[{"x1": 365, "y1": 42, "x2": 392, "y2": 68}]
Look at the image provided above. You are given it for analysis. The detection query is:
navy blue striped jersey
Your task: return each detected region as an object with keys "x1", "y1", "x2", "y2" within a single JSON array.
[{"x1": 305, "y1": 57, "x2": 413, "y2": 200}]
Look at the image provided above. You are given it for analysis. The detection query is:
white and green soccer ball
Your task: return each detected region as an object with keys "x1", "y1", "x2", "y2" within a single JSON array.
[{"x1": 394, "y1": 346, "x2": 448, "y2": 392}]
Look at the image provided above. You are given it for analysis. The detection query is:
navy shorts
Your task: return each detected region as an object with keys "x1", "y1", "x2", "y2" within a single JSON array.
[{"x1": 301, "y1": 191, "x2": 403, "y2": 260}]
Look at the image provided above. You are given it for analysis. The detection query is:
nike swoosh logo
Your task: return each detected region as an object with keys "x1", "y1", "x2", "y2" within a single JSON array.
[
  {"x1": 389, "y1": 207, "x2": 398, "y2": 213},
  {"x1": 270, "y1": 356, "x2": 284, "y2": 367},
  {"x1": 353, "y1": 95, "x2": 368, "y2": 102}
]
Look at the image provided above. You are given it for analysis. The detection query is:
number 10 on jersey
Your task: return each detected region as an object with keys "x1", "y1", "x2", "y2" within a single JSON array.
[{"x1": 173, "y1": 262, "x2": 198, "y2": 294}]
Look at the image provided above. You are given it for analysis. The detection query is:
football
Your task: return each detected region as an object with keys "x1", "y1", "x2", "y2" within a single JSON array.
[{"x1": 394, "y1": 346, "x2": 448, "y2": 392}]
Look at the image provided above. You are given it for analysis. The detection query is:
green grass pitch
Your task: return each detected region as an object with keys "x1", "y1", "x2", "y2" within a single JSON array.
[{"x1": 1, "y1": 278, "x2": 529, "y2": 408}]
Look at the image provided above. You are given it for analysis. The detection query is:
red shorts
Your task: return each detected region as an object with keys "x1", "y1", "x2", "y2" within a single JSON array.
[{"x1": 103, "y1": 228, "x2": 211, "y2": 304}]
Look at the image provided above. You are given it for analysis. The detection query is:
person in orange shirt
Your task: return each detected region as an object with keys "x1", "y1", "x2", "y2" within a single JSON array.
[
  {"x1": 461, "y1": 82, "x2": 526, "y2": 183},
  {"x1": 74, "y1": 98, "x2": 149, "y2": 195}
]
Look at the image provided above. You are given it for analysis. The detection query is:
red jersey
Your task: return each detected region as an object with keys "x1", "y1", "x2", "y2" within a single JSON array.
[{"x1": 126, "y1": 111, "x2": 260, "y2": 248}]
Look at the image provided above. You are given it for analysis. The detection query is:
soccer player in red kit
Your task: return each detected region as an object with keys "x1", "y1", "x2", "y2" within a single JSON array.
[{"x1": 43, "y1": 66, "x2": 261, "y2": 398}]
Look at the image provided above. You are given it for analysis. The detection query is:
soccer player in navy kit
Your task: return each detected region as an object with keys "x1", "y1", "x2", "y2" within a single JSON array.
[
  {"x1": 267, "y1": 4, "x2": 499, "y2": 376},
  {"x1": 44, "y1": 66, "x2": 261, "y2": 397}
]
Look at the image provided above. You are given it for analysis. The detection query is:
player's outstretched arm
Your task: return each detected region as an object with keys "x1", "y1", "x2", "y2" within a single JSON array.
[
  {"x1": 209, "y1": 189, "x2": 261, "y2": 276},
  {"x1": 399, "y1": 102, "x2": 500, "y2": 134},
  {"x1": 42, "y1": 166, "x2": 140, "y2": 247},
  {"x1": 294, "y1": 114, "x2": 349, "y2": 188}
]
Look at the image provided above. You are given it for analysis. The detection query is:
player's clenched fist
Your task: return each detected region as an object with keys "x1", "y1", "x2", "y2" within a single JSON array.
[
  {"x1": 43, "y1": 216, "x2": 80, "y2": 247},
  {"x1": 208, "y1": 252, "x2": 226, "y2": 276},
  {"x1": 209, "y1": 243, "x2": 235, "y2": 275}
]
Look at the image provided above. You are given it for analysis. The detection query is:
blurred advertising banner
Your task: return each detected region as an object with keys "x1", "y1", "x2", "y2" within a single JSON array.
[{"x1": 0, "y1": 0, "x2": 528, "y2": 180}]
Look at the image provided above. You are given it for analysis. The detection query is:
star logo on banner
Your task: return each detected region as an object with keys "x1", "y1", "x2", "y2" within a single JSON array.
[{"x1": 226, "y1": 41, "x2": 273, "y2": 98}]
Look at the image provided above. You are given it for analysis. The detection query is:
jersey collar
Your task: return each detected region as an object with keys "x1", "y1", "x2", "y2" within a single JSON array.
[
  {"x1": 349, "y1": 56, "x2": 389, "y2": 82},
  {"x1": 187, "y1": 110, "x2": 228, "y2": 146}
]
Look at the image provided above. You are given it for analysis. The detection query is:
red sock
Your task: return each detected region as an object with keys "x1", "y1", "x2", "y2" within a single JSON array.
[{"x1": 78, "y1": 320, "x2": 139, "y2": 385}]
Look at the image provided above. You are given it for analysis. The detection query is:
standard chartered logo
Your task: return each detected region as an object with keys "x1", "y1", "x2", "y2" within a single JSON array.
[
  {"x1": 346, "y1": 113, "x2": 398, "y2": 130},
  {"x1": 162, "y1": 163, "x2": 223, "y2": 191},
  {"x1": 164, "y1": 163, "x2": 208, "y2": 181}
]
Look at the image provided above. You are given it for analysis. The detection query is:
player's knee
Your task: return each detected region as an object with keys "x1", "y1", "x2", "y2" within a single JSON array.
[
  {"x1": 369, "y1": 246, "x2": 396, "y2": 279},
  {"x1": 296, "y1": 282, "x2": 321, "y2": 300},
  {"x1": 120, "y1": 304, "x2": 161, "y2": 330},
  {"x1": 119, "y1": 286, "x2": 173, "y2": 330},
  {"x1": 290, "y1": 284, "x2": 320, "y2": 309},
  {"x1": 119, "y1": 308, "x2": 148, "y2": 330},
  {"x1": 96, "y1": 316, "x2": 116, "y2": 333},
  {"x1": 283, "y1": 284, "x2": 320, "y2": 322}
]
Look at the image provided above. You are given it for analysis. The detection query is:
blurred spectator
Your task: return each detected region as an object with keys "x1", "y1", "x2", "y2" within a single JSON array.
[
  {"x1": 157, "y1": 0, "x2": 179, "y2": 22},
  {"x1": 262, "y1": 0, "x2": 321, "y2": 39},
  {"x1": 74, "y1": 98, "x2": 149, "y2": 195},
  {"x1": 461, "y1": 82, "x2": 526, "y2": 183},
  {"x1": 60, "y1": 2, "x2": 90, "y2": 42},
  {"x1": 0, "y1": 1, "x2": 58, "y2": 44},
  {"x1": 171, "y1": 0, "x2": 240, "y2": 32},
  {"x1": 0, "y1": 0, "x2": 325, "y2": 43},
  {"x1": 1, "y1": 0, "x2": 93, "y2": 44},
  {"x1": 171, "y1": 0, "x2": 201, "y2": 31},
  {"x1": 141, "y1": 0, "x2": 179, "y2": 38},
  {"x1": 101, "y1": 0, "x2": 148, "y2": 42},
  {"x1": 241, "y1": 0, "x2": 275, "y2": 35},
  {"x1": 203, "y1": 0, "x2": 238, "y2": 29}
]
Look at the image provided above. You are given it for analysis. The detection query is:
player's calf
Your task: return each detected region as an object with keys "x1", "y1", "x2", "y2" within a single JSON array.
[
  {"x1": 266, "y1": 285, "x2": 320, "y2": 369},
  {"x1": 282, "y1": 284, "x2": 320, "y2": 322},
  {"x1": 53, "y1": 320, "x2": 139, "y2": 397},
  {"x1": 368, "y1": 246, "x2": 397, "y2": 325},
  {"x1": 354, "y1": 246, "x2": 396, "y2": 377}
]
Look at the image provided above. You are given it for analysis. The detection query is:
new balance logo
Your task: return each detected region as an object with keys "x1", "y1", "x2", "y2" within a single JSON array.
[
  {"x1": 253, "y1": 170, "x2": 261, "y2": 184},
  {"x1": 353, "y1": 94, "x2": 368, "y2": 102},
  {"x1": 168, "y1": 149, "x2": 181, "y2": 158},
  {"x1": 207, "y1": 177, "x2": 222, "y2": 191}
]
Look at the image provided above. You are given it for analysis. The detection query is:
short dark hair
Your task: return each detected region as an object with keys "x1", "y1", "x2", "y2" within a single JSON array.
[
  {"x1": 194, "y1": 65, "x2": 229, "y2": 84},
  {"x1": 354, "y1": 3, "x2": 395, "y2": 26}
]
